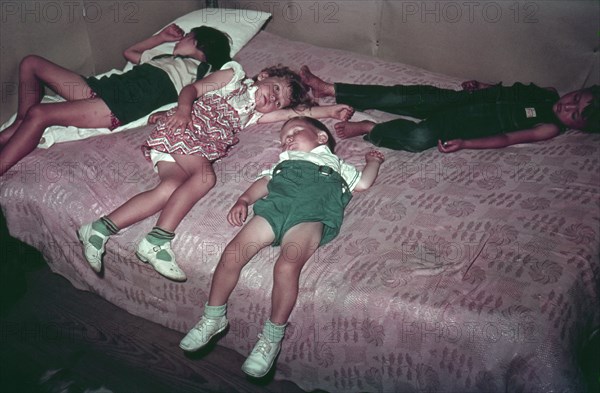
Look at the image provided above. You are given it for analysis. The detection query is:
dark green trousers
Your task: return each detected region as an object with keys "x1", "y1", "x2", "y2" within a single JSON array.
[{"x1": 335, "y1": 83, "x2": 559, "y2": 152}]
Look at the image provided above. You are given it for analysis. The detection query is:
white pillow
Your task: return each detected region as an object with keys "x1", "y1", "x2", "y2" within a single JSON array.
[{"x1": 140, "y1": 8, "x2": 271, "y2": 62}]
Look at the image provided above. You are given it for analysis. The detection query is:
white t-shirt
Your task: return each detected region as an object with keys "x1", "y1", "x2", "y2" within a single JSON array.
[
  {"x1": 140, "y1": 51, "x2": 205, "y2": 93},
  {"x1": 259, "y1": 145, "x2": 362, "y2": 191}
]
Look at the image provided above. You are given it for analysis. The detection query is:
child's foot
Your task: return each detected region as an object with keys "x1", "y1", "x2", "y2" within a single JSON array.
[
  {"x1": 241, "y1": 334, "x2": 282, "y2": 378},
  {"x1": 334, "y1": 120, "x2": 375, "y2": 139},
  {"x1": 179, "y1": 315, "x2": 229, "y2": 351},
  {"x1": 300, "y1": 65, "x2": 335, "y2": 98},
  {"x1": 136, "y1": 238, "x2": 187, "y2": 281},
  {"x1": 77, "y1": 223, "x2": 109, "y2": 273}
]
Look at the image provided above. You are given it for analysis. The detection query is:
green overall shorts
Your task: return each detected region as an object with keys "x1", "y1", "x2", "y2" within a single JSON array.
[{"x1": 253, "y1": 160, "x2": 353, "y2": 246}]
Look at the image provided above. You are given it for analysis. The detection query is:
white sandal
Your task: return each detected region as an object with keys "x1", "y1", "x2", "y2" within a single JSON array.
[
  {"x1": 77, "y1": 222, "x2": 108, "y2": 273},
  {"x1": 136, "y1": 238, "x2": 186, "y2": 281}
]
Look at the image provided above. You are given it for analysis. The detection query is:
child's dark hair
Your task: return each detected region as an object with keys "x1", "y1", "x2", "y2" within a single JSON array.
[
  {"x1": 190, "y1": 26, "x2": 232, "y2": 70},
  {"x1": 284, "y1": 116, "x2": 336, "y2": 152},
  {"x1": 255, "y1": 65, "x2": 315, "y2": 109},
  {"x1": 581, "y1": 85, "x2": 600, "y2": 133}
]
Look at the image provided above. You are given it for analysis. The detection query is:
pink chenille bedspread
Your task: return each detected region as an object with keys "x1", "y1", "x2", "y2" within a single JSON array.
[{"x1": 1, "y1": 31, "x2": 598, "y2": 392}]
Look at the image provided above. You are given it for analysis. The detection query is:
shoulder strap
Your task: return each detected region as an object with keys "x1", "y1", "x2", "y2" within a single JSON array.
[{"x1": 196, "y1": 62, "x2": 211, "y2": 80}]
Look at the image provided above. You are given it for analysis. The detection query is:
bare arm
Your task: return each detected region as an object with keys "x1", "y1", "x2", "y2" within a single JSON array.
[
  {"x1": 258, "y1": 104, "x2": 354, "y2": 124},
  {"x1": 123, "y1": 23, "x2": 184, "y2": 64},
  {"x1": 162, "y1": 68, "x2": 235, "y2": 131},
  {"x1": 188, "y1": 68, "x2": 235, "y2": 98},
  {"x1": 438, "y1": 123, "x2": 561, "y2": 153},
  {"x1": 354, "y1": 151, "x2": 385, "y2": 192},
  {"x1": 227, "y1": 177, "x2": 270, "y2": 226}
]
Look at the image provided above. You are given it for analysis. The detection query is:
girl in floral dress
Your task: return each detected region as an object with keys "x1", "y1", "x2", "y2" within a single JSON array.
[{"x1": 78, "y1": 61, "x2": 353, "y2": 282}]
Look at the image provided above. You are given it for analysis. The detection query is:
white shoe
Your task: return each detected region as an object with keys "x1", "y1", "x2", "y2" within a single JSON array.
[
  {"x1": 179, "y1": 316, "x2": 229, "y2": 352},
  {"x1": 241, "y1": 334, "x2": 282, "y2": 378},
  {"x1": 136, "y1": 238, "x2": 187, "y2": 281},
  {"x1": 77, "y1": 223, "x2": 108, "y2": 273}
]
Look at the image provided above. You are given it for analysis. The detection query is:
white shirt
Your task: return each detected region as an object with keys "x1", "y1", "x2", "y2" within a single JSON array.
[
  {"x1": 140, "y1": 51, "x2": 205, "y2": 93},
  {"x1": 259, "y1": 145, "x2": 362, "y2": 191}
]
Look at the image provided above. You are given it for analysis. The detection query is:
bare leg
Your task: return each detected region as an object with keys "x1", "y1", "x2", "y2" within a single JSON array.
[
  {"x1": 208, "y1": 216, "x2": 275, "y2": 306},
  {"x1": 334, "y1": 120, "x2": 376, "y2": 139},
  {"x1": 0, "y1": 55, "x2": 110, "y2": 175},
  {"x1": 1, "y1": 55, "x2": 94, "y2": 145},
  {"x1": 0, "y1": 55, "x2": 90, "y2": 147},
  {"x1": 154, "y1": 154, "x2": 216, "y2": 231},
  {"x1": 0, "y1": 119, "x2": 23, "y2": 147},
  {"x1": 300, "y1": 66, "x2": 335, "y2": 98},
  {"x1": 270, "y1": 222, "x2": 323, "y2": 324},
  {"x1": 0, "y1": 99, "x2": 112, "y2": 176},
  {"x1": 18, "y1": 55, "x2": 93, "y2": 110},
  {"x1": 106, "y1": 161, "x2": 189, "y2": 229}
]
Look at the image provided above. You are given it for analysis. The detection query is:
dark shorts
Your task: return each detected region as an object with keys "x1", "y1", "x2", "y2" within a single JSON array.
[
  {"x1": 87, "y1": 91, "x2": 122, "y2": 130},
  {"x1": 85, "y1": 64, "x2": 178, "y2": 125},
  {"x1": 253, "y1": 160, "x2": 352, "y2": 246}
]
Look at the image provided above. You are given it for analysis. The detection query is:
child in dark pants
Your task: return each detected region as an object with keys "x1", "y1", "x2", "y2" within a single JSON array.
[
  {"x1": 179, "y1": 116, "x2": 384, "y2": 377},
  {"x1": 300, "y1": 66, "x2": 599, "y2": 153}
]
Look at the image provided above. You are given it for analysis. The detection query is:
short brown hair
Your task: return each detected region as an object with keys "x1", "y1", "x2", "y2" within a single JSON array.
[{"x1": 282, "y1": 116, "x2": 336, "y2": 152}]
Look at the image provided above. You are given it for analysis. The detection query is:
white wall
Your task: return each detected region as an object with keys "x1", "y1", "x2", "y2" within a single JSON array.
[{"x1": 222, "y1": 0, "x2": 599, "y2": 93}]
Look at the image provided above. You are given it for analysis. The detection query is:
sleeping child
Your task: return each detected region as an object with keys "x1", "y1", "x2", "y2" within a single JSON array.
[
  {"x1": 179, "y1": 116, "x2": 385, "y2": 377},
  {"x1": 0, "y1": 24, "x2": 231, "y2": 176},
  {"x1": 300, "y1": 66, "x2": 599, "y2": 152}
]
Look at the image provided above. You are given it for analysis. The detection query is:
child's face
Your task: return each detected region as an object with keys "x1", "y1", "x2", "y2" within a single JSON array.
[
  {"x1": 280, "y1": 119, "x2": 326, "y2": 152},
  {"x1": 254, "y1": 76, "x2": 292, "y2": 113},
  {"x1": 174, "y1": 33, "x2": 201, "y2": 58},
  {"x1": 553, "y1": 89, "x2": 593, "y2": 130}
]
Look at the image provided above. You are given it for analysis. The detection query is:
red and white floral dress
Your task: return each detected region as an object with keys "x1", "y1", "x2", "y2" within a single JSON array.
[{"x1": 142, "y1": 61, "x2": 262, "y2": 164}]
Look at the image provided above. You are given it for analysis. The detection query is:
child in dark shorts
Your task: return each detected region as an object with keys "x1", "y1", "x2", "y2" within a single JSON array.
[
  {"x1": 178, "y1": 116, "x2": 385, "y2": 378},
  {"x1": 0, "y1": 24, "x2": 231, "y2": 176},
  {"x1": 300, "y1": 66, "x2": 600, "y2": 153}
]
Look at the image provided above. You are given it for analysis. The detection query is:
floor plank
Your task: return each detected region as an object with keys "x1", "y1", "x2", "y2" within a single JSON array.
[{"x1": 0, "y1": 214, "x2": 309, "y2": 393}]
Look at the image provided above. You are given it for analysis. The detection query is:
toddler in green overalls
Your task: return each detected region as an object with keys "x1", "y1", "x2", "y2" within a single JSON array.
[{"x1": 179, "y1": 116, "x2": 385, "y2": 377}]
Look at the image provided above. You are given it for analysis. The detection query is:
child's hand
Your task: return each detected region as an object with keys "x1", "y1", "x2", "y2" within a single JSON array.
[
  {"x1": 148, "y1": 111, "x2": 168, "y2": 125},
  {"x1": 330, "y1": 104, "x2": 354, "y2": 121},
  {"x1": 164, "y1": 109, "x2": 193, "y2": 132},
  {"x1": 228, "y1": 200, "x2": 249, "y2": 226},
  {"x1": 365, "y1": 150, "x2": 385, "y2": 163},
  {"x1": 437, "y1": 139, "x2": 464, "y2": 153},
  {"x1": 354, "y1": 150, "x2": 385, "y2": 192},
  {"x1": 159, "y1": 24, "x2": 185, "y2": 42}
]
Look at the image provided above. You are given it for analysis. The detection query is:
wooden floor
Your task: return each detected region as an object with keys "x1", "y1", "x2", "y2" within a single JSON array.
[{"x1": 0, "y1": 214, "x2": 310, "y2": 393}]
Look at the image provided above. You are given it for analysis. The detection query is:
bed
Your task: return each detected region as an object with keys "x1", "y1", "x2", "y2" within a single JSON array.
[{"x1": 1, "y1": 29, "x2": 598, "y2": 392}]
